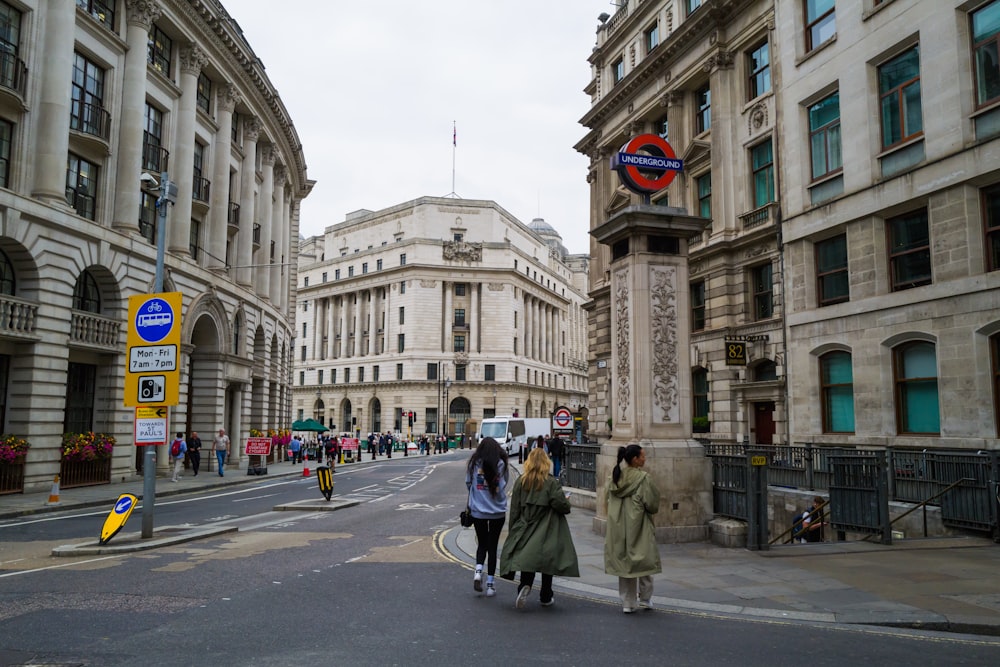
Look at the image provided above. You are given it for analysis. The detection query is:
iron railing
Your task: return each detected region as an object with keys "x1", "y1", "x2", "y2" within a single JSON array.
[{"x1": 564, "y1": 443, "x2": 599, "y2": 491}]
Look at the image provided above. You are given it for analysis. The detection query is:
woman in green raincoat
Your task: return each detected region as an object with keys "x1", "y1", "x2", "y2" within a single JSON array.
[
  {"x1": 604, "y1": 444, "x2": 661, "y2": 613},
  {"x1": 500, "y1": 447, "x2": 579, "y2": 609}
]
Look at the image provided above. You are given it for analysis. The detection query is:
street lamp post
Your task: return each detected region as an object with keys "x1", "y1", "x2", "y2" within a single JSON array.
[
  {"x1": 444, "y1": 377, "x2": 452, "y2": 444},
  {"x1": 141, "y1": 171, "x2": 175, "y2": 540},
  {"x1": 492, "y1": 387, "x2": 497, "y2": 415}
]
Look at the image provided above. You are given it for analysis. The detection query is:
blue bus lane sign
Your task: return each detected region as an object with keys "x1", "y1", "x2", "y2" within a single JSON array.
[{"x1": 125, "y1": 292, "x2": 182, "y2": 407}]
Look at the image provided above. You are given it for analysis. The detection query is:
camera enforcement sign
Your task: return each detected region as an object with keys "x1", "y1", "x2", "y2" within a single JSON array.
[
  {"x1": 610, "y1": 133, "x2": 683, "y2": 195},
  {"x1": 125, "y1": 292, "x2": 181, "y2": 407}
]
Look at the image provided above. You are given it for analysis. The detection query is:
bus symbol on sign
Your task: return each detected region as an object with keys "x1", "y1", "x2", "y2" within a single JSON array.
[{"x1": 134, "y1": 298, "x2": 174, "y2": 343}]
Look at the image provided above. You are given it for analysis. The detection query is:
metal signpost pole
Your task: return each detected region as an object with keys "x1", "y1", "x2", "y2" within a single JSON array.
[{"x1": 142, "y1": 172, "x2": 174, "y2": 539}]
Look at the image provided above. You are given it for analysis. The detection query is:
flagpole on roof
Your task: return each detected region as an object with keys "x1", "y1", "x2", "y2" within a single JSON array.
[{"x1": 445, "y1": 120, "x2": 459, "y2": 198}]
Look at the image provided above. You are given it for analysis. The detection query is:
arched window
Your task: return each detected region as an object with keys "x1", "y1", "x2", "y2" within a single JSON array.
[
  {"x1": 820, "y1": 351, "x2": 854, "y2": 433},
  {"x1": 0, "y1": 249, "x2": 14, "y2": 295},
  {"x1": 894, "y1": 341, "x2": 940, "y2": 434},
  {"x1": 72, "y1": 269, "x2": 100, "y2": 313}
]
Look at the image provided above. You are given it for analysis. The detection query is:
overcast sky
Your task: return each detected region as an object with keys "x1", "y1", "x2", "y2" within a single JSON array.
[{"x1": 230, "y1": 1, "x2": 614, "y2": 255}]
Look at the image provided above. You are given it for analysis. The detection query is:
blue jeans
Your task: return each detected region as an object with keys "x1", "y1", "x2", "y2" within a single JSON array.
[{"x1": 216, "y1": 449, "x2": 226, "y2": 475}]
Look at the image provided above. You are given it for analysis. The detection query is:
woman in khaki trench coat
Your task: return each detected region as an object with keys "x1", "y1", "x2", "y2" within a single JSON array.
[
  {"x1": 604, "y1": 444, "x2": 661, "y2": 613},
  {"x1": 500, "y1": 448, "x2": 579, "y2": 609}
]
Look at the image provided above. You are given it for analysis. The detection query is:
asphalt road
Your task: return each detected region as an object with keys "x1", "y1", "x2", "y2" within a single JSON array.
[{"x1": 1, "y1": 453, "x2": 997, "y2": 666}]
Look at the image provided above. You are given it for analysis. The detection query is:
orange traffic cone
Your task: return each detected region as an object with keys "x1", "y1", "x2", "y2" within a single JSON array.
[
  {"x1": 302, "y1": 465, "x2": 310, "y2": 477},
  {"x1": 47, "y1": 474, "x2": 61, "y2": 505}
]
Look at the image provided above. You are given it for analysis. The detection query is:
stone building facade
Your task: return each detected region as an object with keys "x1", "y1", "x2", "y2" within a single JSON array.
[
  {"x1": 776, "y1": 0, "x2": 1000, "y2": 451},
  {"x1": 577, "y1": 0, "x2": 783, "y2": 448},
  {"x1": 578, "y1": 0, "x2": 1000, "y2": 456},
  {"x1": 294, "y1": 197, "x2": 589, "y2": 441},
  {"x1": 0, "y1": 0, "x2": 310, "y2": 492}
]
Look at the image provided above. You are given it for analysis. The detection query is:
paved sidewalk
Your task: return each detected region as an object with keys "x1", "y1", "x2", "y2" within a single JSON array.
[{"x1": 451, "y1": 490, "x2": 1000, "y2": 637}]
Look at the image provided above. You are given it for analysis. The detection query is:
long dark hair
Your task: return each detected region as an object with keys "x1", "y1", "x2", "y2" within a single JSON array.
[
  {"x1": 612, "y1": 444, "x2": 643, "y2": 484},
  {"x1": 467, "y1": 437, "x2": 509, "y2": 496}
]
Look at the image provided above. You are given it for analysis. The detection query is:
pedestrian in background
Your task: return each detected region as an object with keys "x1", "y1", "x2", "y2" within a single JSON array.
[
  {"x1": 289, "y1": 434, "x2": 302, "y2": 464},
  {"x1": 213, "y1": 428, "x2": 230, "y2": 477},
  {"x1": 605, "y1": 444, "x2": 661, "y2": 614},
  {"x1": 547, "y1": 437, "x2": 564, "y2": 479},
  {"x1": 465, "y1": 436, "x2": 509, "y2": 598},
  {"x1": 500, "y1": 447, "x2": 579, "y2": 609},
  {"x1": 170, "y1": 432, "x2": 187, "y2": 482},
  {"x1": 188, "y1": 431, "x2": 202, "y2": 476}
]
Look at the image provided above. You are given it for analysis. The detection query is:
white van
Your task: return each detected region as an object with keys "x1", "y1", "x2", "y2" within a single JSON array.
[{"x1": 476, "y1": 416, "x2": 551, "y2": 455}]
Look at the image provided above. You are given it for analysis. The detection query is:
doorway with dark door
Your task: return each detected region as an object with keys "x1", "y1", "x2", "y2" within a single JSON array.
[{"x1": 753, "y1": 401, "x2": 775, "y2": 445}]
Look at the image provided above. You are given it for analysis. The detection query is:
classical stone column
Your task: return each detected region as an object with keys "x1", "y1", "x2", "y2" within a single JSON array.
[
  {"x1": 255, "y1": 145, "x2": 275, "y2": 297},
  {"x1": 326, "y1": 297, "x2": 336, "y2": 359},
  {"x1": 111, "y1": 0, "x2": 160, "y2": 229},
  {"x1": 208, "y1": 86, "x2": 237, "y2": 272},
  {"x1": 236, "y1": 117, "x2": 260, "y2": 287},
  {"x1": 353, "y1": 292, "x2": 363, "y2": 356},
  {"x1": 470, "y1": 282, "x2": 479, "y2": 353},
  {"x1": 168, "y1": 43, "x2": 206, "y2": 254},
  {"x1": 269, "y1": 167, "x2": 287, "y2": 305},
  {"x1": 32, "y1": 0, "x2": 76, "y2": 206},
  {"x1": 443, "y1": 281, "x2": 453, "y2": 353},
  {"x1": 339, "y1": 297, "x2": 348, "y2": 358},
  {"x1": 592, "y1": 205, "x2": 713, "y2": 544}
]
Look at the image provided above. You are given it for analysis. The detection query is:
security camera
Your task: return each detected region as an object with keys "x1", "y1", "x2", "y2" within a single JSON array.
[{"x1": 139, "y1": 172, "x2": 159, "y2": 187}]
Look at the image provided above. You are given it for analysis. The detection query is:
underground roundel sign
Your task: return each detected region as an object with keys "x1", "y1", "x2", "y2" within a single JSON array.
[{"x1": 610, "y1": 134, "x2": 683, "y2": 195}]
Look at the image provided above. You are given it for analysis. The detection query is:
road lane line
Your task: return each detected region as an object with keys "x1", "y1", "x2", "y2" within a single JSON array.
[{"x1": 0, "y1": 554, "x2": 122, "y2": 579}]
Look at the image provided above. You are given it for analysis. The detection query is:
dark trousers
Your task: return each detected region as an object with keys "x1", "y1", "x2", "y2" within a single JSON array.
[
  {"x1": 472, "y1": 516, "x2": 505, "y2": 576},
  {"x1": 189, "y1": 450, "x2": 201, "y2": 475},
  {"x1": 519, "y1": 572, "x2": 554, "y2": 602}
]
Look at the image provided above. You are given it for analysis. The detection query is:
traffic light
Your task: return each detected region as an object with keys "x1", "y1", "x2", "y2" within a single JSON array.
[{"x1": 407, "y1": 411, "x2": 414, "y2": 427}]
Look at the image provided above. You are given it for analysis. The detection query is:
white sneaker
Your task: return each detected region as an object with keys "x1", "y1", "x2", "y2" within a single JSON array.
[
  {"x1": 515, "y1": 585, "x2": 531, "y2": 609},
  {"x1": 473, "y1": 570, "x2": 483, "y2": 592},
  {"x1": 638, "y1": 600, "x2": 653, "y2": 610},
  {"x1": 485, "y1": 583, "x2": 496, "y2": 597}
]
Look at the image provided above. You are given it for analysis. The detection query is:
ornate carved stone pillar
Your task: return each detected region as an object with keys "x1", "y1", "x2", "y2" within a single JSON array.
[{"x1": 592, "y1": 205, "x2": 713, "y2": 543}]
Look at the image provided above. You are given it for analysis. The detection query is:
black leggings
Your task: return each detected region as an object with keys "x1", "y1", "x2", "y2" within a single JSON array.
[{"x1": 472, "y1": 516, "x2": 505, "y2": 576}]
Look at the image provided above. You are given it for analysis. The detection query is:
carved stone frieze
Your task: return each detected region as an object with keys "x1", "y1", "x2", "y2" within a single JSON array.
[
  {"x1": 179, "y1": 43, "x2": 208, "y2": 75},
  {"x1": 218, "y1": 84, "x2": 239, "y2": 112},
  {"x1": 419, "y1": 279, "x2": 437, "y2": 288},
  {"x1": 748, "y1": 101, "x2": 768, "y2": 134},
  {"x1": 614, "y1": 267, "x2": 631, "y2": 422},
  {"x1": 454, "y1": 351, "x2": 469, "y2": 366},
  {"x1": 259, "y1": 143, "x2": 276, "y2": 166},
  {"x1": 126, "y1": 0, "x2": 161, "y2": 30},
  {"x1": 703, "y1": 50, "x2": 735, "y2": 73},
  {"x1": 443, "y1": 240, "x2": 483, "y2": 262},
  {"x1": 243, "y1": 116, "x2": 262, "y2": 142},
  {"x1": 487, "y1": 282, "x2": 505, "y2": 291},
  {"x1": 650, "y1": 266, "x2": 679, "y2": 422}
]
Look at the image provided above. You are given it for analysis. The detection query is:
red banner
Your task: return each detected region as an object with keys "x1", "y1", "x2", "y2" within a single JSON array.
[
  {"x1": 339, "y1": 437, "x2": 359, "y2": 451},
  {"x1": 245, "y1": 436, "x2": 272, "y2": 456}
]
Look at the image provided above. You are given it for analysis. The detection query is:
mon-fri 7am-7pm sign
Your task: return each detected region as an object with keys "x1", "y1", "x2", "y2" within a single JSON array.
[{"x1": 124, "y1": 292, "x2": 182, "y2": 407}]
